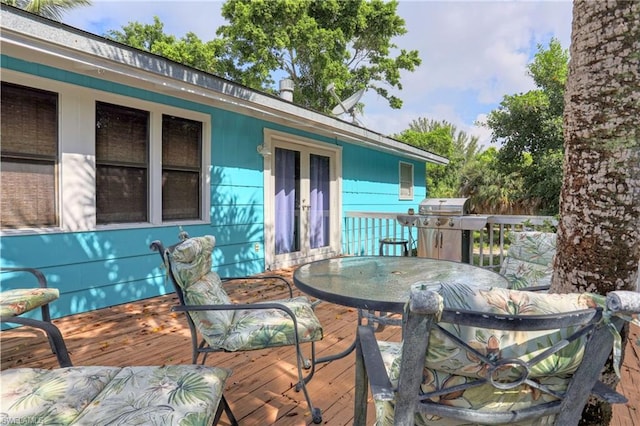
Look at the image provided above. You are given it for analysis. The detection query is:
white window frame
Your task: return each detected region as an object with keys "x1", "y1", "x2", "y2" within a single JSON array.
[
  {"x1": 0, "y1": 70, "x2": 211, "y2": 235},
  {"x1": 399, "y1": 161, "x2": 414, "y2": 200}
]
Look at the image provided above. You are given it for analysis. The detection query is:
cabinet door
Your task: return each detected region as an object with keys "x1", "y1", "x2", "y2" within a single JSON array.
[
  {"x1": 417, "y1": 228, "x2": 462, "y2": 261},
  {"x1": 438, "y1": 229, "x2": 463, "y2": 261}
]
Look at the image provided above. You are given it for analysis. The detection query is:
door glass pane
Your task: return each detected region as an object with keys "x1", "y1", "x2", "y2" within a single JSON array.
[
  {"x1": 310, "y1": 154, "x2": 330, "y2": 249},
  {"x1": 275, "y1": 148, "x2": 300, "y2": 254}
]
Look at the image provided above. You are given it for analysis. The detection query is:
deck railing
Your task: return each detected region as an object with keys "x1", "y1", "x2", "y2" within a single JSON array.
[{"x1": 343, "y1": 211, "x2": 557, "y2": 270}]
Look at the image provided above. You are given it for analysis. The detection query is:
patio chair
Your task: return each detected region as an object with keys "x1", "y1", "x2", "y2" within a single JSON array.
[
  {"x1": 150, "y1": 233, "x2": 324, "y2": 424},
  {"x1": 500, "y1": 231, "x2": 557, "y2": 291},
  {"x1": 0, "y1": 267, "x2": 72, "y2": 367},
  {"x1": 355, "y1": 282, "x2": 640, "y2": 425}
]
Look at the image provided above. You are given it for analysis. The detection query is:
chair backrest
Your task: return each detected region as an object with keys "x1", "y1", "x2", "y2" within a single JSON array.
[
  {"x1": 499, "y1": 232, "x2": 640, "y2": 291},
  {"x1": 500, "y1": 231, "x2": 557, "y2": 289},
  {"x1": 390, "y1": 283, "x2": 627, "y2": 425},
  {"x1": 150, "y1": 235, "x2": 234, "y2": 340}
]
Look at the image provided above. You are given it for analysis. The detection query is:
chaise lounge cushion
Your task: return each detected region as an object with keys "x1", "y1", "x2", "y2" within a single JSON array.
[
  {"x1": 169, "y1": 235, "x2": 323, "y2": 352},
  {"x1": 0, "y1": 365, "x2": 231, "y2": 425},
  {"x1": 373, "y1": 283, "x2": 605, "y2": 426},
  {"x1": 500, "y1": 231, "x2": 557, "y2": 289}
]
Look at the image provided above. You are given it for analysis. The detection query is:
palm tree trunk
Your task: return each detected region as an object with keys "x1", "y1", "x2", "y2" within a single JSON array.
[{"x1": 552, "y1": 0, "x2": 640, "y2": 423}]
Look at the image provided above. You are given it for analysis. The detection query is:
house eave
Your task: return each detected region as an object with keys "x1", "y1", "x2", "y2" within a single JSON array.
[{"x1": 0, "y1": 5, "x2": 448, "y2": 165}]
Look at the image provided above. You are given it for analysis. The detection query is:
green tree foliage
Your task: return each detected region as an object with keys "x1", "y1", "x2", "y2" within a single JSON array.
[
  {"x1": 458, "y1": 148, "x2": 527, "y2": 214},
  {"x1": 216, "y1": 0, "x2": 421, "y2": 112},
  {"x1": 2, "y1": 0, "x2": 90, "y2": 20},
  {"x1": 396, "y1": 119, "x2": 480, "y2": 199},
  {"x1": 105, "y1": 17, "x2": 235, "y2": 79},
  {"x1": 485, "y1": 39, "x2": 568, "y2": 215}
]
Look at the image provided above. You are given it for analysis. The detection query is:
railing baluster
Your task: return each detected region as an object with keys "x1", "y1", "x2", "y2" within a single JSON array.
[
  {"x1": 499, "y1": 224, "x2": 506, "y2": 267},
  {"x1": 481, "y1": 231, "x2": 485, "y2": 266},
  {"x1": 357, "y1": 217, "x2": 362, "y2": 256}
]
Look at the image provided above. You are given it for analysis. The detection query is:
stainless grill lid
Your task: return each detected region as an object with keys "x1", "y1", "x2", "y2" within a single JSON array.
[{"x1": 418, "y1": 198, "x2": 470, "y2": 216}]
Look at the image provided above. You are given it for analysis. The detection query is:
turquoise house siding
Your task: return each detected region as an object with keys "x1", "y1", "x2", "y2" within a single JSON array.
[
  {"x1": 342, "y1": 143, "x2": 426, "y2": 211},
  {"x1": 0, "y1": 10, "x2": 442, "y2": 323}
]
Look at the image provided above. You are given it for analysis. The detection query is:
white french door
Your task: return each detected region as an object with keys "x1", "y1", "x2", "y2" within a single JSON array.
[{"x1": 263, "y1": 130, "x2": 341, "y2": 269}]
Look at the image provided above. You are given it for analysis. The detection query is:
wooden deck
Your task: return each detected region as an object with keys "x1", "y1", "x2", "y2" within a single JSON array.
[{"x1": 1, "y1": 268, "x2": 638, "y2": 425}]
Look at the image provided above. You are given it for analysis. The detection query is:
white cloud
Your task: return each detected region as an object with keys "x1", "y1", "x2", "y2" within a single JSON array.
[
  {"x1": 360, "y1": 0, "x2": 573, "y2": 147},
  {"x1": 470, "y1": 113, "x2": 495, "y2": 149}
]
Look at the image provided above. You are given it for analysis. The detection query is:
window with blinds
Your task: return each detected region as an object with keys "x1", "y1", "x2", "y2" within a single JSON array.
[
  {"x1": 399, "y1": 161, "x2": 414, "y2": 200},
  {"x1": 162, "y1": 115, "x2": 202, "y2": 220},
  {"x1": 1, "y1": 82, "x2": 59, "y2": 229},
  {"x1": 95, "y1": 101, "x2": 149, "y2": 224}
]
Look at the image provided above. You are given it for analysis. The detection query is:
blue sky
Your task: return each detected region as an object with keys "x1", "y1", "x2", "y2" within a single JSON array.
[{"x1": 64, "y1": 0, "x2": 573, "y2": 148}]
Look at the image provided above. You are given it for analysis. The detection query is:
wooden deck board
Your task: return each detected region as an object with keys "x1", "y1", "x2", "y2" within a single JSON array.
[{"x1": 1, "y1": 269, "x2": 638, "y2": 425}]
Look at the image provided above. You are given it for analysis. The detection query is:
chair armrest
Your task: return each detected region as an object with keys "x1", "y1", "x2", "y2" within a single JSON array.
[
  {"x1": 173, "y1": 301, "x2": 297, "y2": 316},
  {"x1": 357, "y1": 325, "x2": 394, "y2": 401},
  {"x1": 0, "y1": 267, "x2": 48, "y2": 288},
  {"x1": 222, "y1": 275, "x2": 294, "y2": 297},
  {"x1": 607, "y1": 291, "x2": 640, "y2": 315},
  {"x1": 172, "y1": 301, "x2": 302, "y2": 329},
  {"x1": 0, "y1": 267, "x2": 53, "y2": 323},
  {"x1": 591, "y1": 380, "x2": 628, "y2": 404},
  {"x1": 0, "y1": 268, "x2": 70, "y2": 368},
  {"x1": 172, "y1": 301, "x2": 307, "y2": 346},
  {"x1": 518, "y1": 284, "x2": 551, "y2": 292}
]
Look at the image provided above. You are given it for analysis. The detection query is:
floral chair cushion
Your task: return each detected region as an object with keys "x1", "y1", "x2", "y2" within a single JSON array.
[
  {"x1": 0, "y1": 288, "x2": 60, "y2": 317},
  {"x1": 500, "y1": 257, "x2": 554, "y2": 290},
  {"x1": 505, "y1": 232, "x2": 557, "y2": 265},
  {"x1": 170, "y1": 235, "x2": 217, "y2": 285},
  {"x1": 169, "y1": 236, "x2": 323, "y2": 352},
  {"x1": 0, "y1": 366, "x2": 119, "y2": 424},
  {"x1": 74, "y1": 365, "x2": 230, "y2": 425},
  {"x1": 500, "y1": 232, "x2": 557, "y2": 290},
  {"x1": 0, "y1": 365, "x2": 231, "y2": 425},
  {"x1": 373, "y1": 283, "x2": 605, "y2": 426}
]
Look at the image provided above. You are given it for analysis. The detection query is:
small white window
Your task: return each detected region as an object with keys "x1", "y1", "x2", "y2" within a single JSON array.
[{"x1": 399, "y1": 161, "x2": 414, "y2": 200}]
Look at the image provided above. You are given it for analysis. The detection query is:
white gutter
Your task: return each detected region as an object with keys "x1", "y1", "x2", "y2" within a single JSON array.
[{"x1": 0, "y1": 5, "x2": 448, "y2": 165}]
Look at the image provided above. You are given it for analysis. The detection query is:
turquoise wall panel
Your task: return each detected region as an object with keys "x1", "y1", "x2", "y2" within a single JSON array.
[
  {"x1": 211, "y1": 167, "x2": 264, "y2": 187},
  {"x1": 0, "y1": 228, "x2": 162, "y2": 269},
  {"x1": 212, "y1": 185, "x2": 263, "y2": 206},
  {"x1": 341, "y1": 143, "x2": 427, "y2": 211}
]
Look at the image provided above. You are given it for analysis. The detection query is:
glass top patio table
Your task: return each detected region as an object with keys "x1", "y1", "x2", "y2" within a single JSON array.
[{"x1": 293, "y1": 256, "x2": 509, "y2": 313}]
